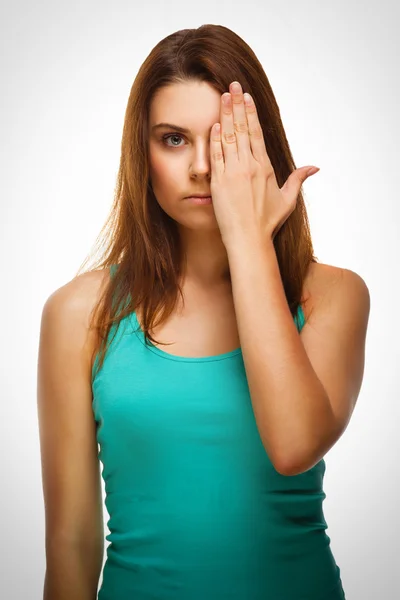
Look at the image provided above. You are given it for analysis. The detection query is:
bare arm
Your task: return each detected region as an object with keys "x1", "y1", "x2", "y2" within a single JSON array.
[
  {"x1": 43, "y1": 543, "x2": 103, "y2": 600},
  {"x1": 226, "y1": 237, "x2": 369, "y2": 475},
  {"x1": 37, "y1": 271, "x2": 107, "y2": 599}
]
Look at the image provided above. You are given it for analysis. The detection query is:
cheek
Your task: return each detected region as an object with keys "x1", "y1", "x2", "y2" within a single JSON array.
[
  {"x1": 150, "y1": 152, "x2": 183, "y2": 190},
  {"x1": 149, "y1": 153, "x2": 183, "y2": 218}
]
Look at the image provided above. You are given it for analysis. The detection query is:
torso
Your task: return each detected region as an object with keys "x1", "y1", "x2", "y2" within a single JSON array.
[{"x1": 87, "y1": 261, "x2": 343, "y2": 366}]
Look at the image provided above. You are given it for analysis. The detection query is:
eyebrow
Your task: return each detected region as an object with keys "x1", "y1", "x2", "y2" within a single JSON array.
[
  {"x1": 152, "y1": 123, "x2": 191, "y2": 133},
  {"x1": 152, "y1": 122, "x2": 214, "y2": 134}
]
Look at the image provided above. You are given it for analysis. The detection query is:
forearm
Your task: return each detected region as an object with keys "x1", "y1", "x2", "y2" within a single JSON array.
[
  {"x1": 227, "y1": 234, "x2": 337, "y2": 474},
  {"x1": 44, "y1": 539, "x2": 103, "y2": 600}
]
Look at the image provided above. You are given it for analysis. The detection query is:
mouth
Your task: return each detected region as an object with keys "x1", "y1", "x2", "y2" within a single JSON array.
[{"x1": 185, "y1": 196, "x2": 213, "y2": 205}]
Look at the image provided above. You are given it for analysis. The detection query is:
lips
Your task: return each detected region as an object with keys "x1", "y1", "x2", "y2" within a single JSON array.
[{"x1": 186, "y1": 196, "x2": 213, "y2": 205}]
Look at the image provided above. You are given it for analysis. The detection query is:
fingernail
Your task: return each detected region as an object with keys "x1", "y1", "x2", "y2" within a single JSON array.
[
  {"x1": 244, "y1": 93, "x2": 252, "y2": 105},
  {"x1": 307, "y1": 167, "x2": 320, "y2": 176}
]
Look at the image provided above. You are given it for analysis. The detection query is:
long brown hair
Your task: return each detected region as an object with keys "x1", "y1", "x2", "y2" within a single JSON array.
[{"x1": 77, "y1": 24, "x2": 318, "y2": 379}]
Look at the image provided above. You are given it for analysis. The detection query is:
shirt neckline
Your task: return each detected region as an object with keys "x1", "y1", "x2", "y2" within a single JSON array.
[{"x1": 129, "y1": 311, "x2": 243, "y2": 363}]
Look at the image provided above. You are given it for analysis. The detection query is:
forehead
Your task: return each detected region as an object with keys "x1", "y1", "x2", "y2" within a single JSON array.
[{"x1": 149, "y1": 81, "x2": 221, "y2": 130}]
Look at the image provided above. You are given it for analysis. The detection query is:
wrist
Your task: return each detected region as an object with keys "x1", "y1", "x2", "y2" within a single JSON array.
[{"x1": 224, "y1": 229, "x2": 275, "y2": 256}]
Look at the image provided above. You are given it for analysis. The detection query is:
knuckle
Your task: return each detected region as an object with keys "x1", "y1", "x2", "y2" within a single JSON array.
[
  {"x1": 246, "y1": 104, "x2": 257, "y2": 114},
  {"x1": 223, "y1": 132, "x2": 236, "y2": 144},
  {"x1": 251, "y1": 163, "x2": 259, "y2": 176},
  {"x1": 265, "y1": 165, "x2": 275, "y2": 178},
  {"x1": 249, "y1": 125, "x2": 263, "y2": 139},
  {"x1": 212, "y1": 151, "x2": 224, "y2": 161},
  {"x1": 234, "y1": 120, "x2": 248, "y2": 134},
  {"x1": 237, "y1": 165, "x2": 252, "y2": 179}
]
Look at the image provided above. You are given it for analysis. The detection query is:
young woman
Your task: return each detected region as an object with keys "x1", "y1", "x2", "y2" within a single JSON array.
[{"x1": 37, "y1": 24, "x2": 370, "y2": 600}]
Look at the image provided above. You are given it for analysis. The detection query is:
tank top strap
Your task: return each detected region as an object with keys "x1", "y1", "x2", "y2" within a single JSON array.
[
  {"x1": 294, "y1": 303, "x2": 306, "y2": 333},
  {"x1": 110, "y1": 263, "x2": 119, "y2": 279}
]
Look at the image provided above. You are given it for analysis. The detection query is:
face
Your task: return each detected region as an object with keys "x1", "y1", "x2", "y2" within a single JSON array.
[{"x1": 148, "y1": 80, "x2": 222, "y2": 233}]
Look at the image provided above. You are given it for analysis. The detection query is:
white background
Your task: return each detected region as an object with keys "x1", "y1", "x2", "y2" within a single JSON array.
[{"x1": 1, "y1": 0, "x2": 398, "y2": 598}]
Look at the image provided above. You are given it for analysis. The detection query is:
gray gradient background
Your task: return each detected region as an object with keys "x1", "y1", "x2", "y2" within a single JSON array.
[{"x1": 1, "y1": 0, "x2": 398, "y2": 598}]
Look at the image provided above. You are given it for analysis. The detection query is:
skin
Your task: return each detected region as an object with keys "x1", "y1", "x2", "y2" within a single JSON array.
[{"x1": 148, "y1": 80, "x2": 233, "y2": 289}]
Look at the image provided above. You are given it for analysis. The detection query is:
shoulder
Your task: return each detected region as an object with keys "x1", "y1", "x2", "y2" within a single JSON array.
[
  {"x1": 41, "y1": 268, "x2": 112, "y2": 363},
  {"x1": 302, "y1": 261, "x2": 370, "y2": 325},
  {"x1": 43, "y1": 268, "x2": 110, "y2": 322}
]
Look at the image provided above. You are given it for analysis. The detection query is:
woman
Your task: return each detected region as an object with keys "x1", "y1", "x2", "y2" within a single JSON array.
[{"x1": 37, "y1": 24, "x2": 370, "y2": 599}]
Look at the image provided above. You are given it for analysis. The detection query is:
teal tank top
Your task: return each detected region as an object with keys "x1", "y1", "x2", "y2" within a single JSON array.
[{"x1": 92, "y1": 265, "x2": 345, "y2": 599}]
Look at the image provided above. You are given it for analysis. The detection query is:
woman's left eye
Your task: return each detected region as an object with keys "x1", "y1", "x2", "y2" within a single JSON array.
[{"x1": 162, "y1": 133, "x2": 185, "y2": 147}]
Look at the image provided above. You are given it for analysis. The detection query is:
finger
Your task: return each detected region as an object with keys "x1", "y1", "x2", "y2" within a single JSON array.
[
  {"x1": 281, "y1": 166, "x2": 320, "y2": 200},
  {"x1": 210, "y1": 123, "x2": 225, "y2": 177},
  {"x1": 243, "y1": 93, "x2": 271, "y2": 167},
  {"x1": 220, "y1": 93, "x2": 238, "y2": 166},
  {"x1": 230, "y1": 81, "x2": 251, "y2": 162}
]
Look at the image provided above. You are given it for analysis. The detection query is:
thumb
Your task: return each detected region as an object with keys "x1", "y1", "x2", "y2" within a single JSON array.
[{"x1": 281, "y1": 166, "x2": 320, "y2": 197}]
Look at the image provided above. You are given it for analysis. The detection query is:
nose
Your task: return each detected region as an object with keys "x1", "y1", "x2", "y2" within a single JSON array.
[{"x1": 189, "y1": 142, "x2": 211, "y2": 179}]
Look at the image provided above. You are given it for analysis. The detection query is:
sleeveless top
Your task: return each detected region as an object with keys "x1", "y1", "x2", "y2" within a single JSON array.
[{"x1": 92, "y1": 265, "x2": 346, "y2": 599}]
